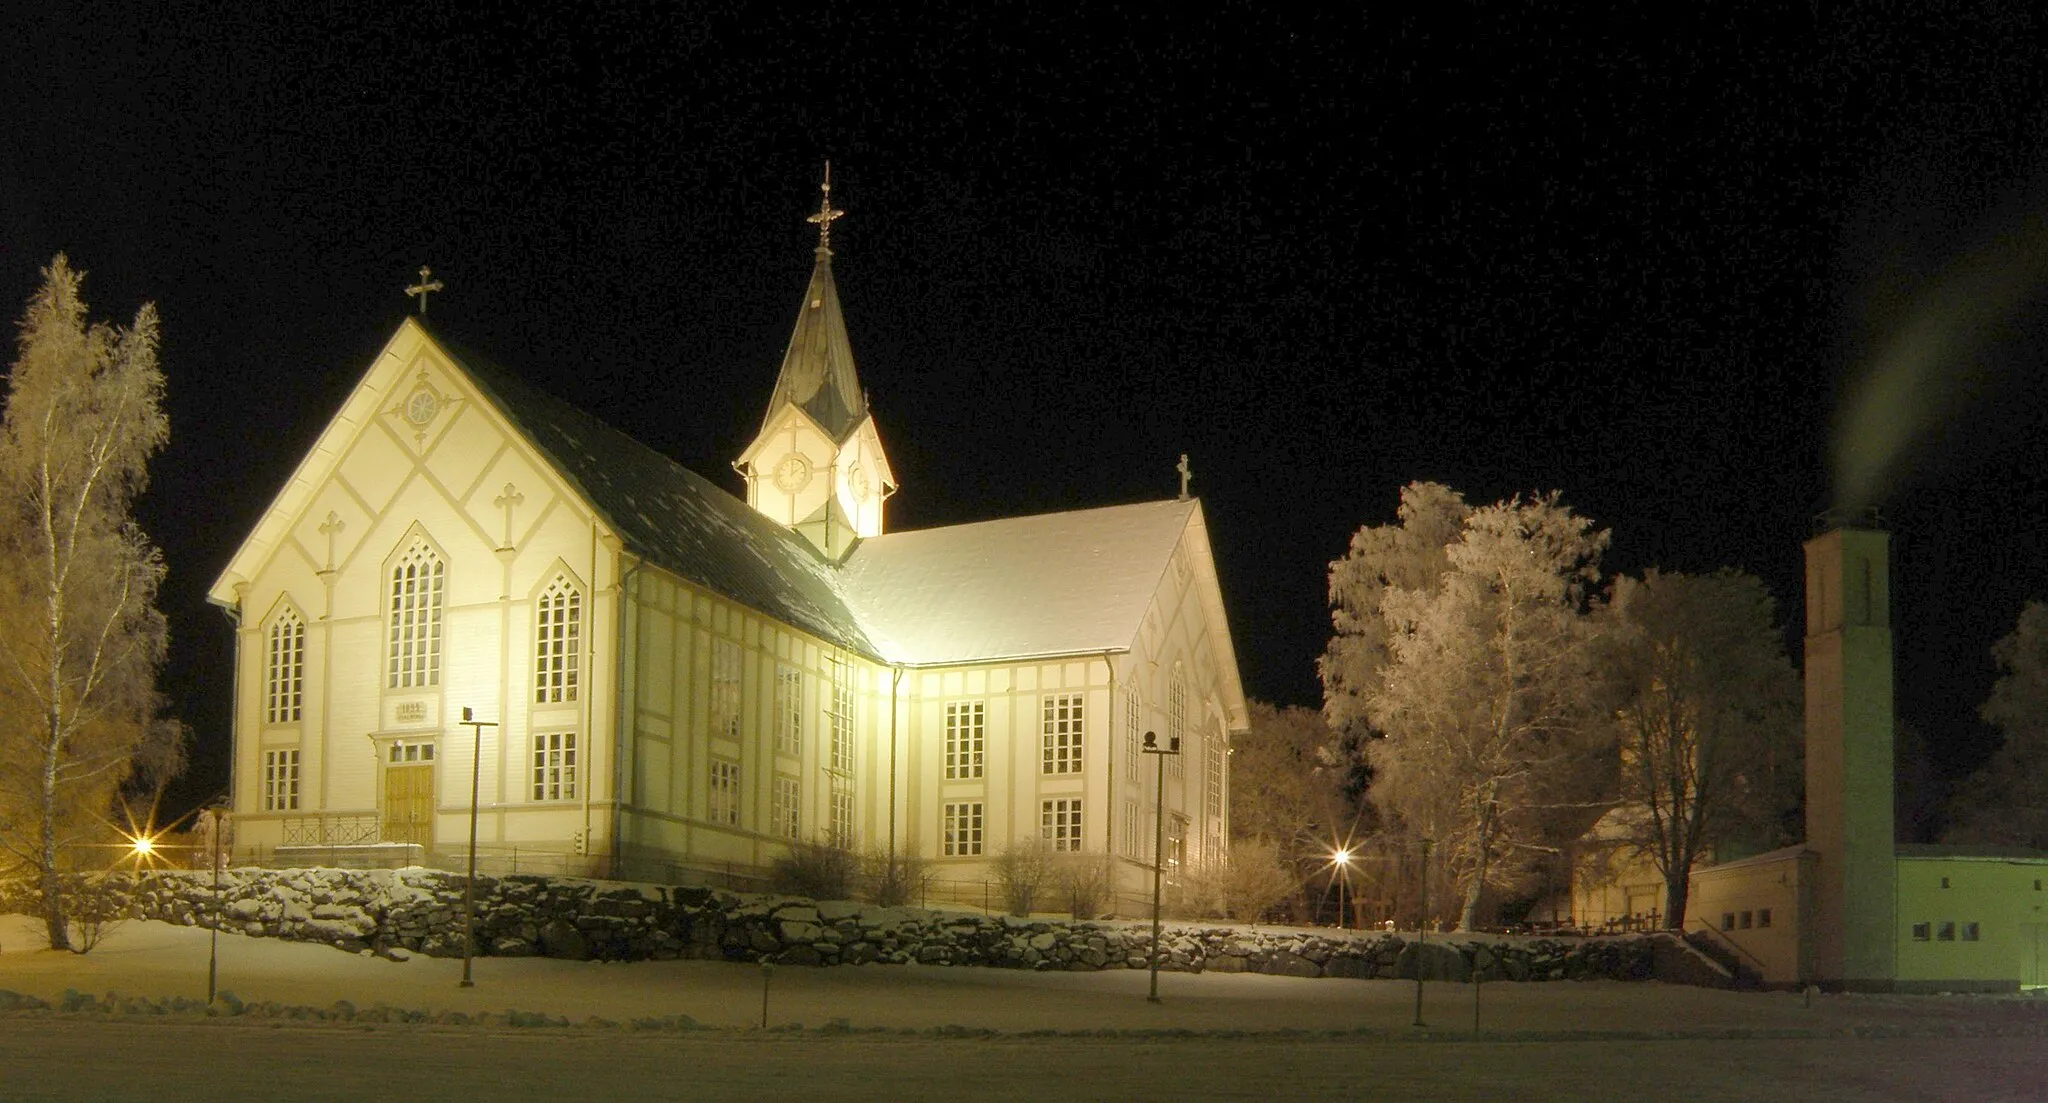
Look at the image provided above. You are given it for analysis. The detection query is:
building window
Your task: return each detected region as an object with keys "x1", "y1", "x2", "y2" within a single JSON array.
[
  {"x1": 946, "y1": 701, "x2": 985, "y2": 780},
  {"x1": 1042, "y1": 693, "x2": 1083, "y2": 774},
  {"x1": 774, "y1": 665, "x2": 802, "y2": 756},
  {"x1": 829, "y1": 781, "x2": 855, "y2": 848},
  {"x1": 1123, "y1": 800, "x2": 1141, "y2": 859},
  {"x1": 944, "y1": 801, "x2": 984, "y2": 857},
  {"x1": 771, "y1": 775, "x2": 800, "y2": 840},
  {"x1": 1937, "y1": 921, "x2": 1956, "y2": 942},
  {"x1": 1167, "y1": 814, "x2": 1187, "y2": 870},
  {"x1": 387, "y1": 536, "x2": 445, "y2": 689},
  {"x1": 1911, "y1": 922, "x2": 1931, "y2": 942},
  {"x1": 711, "y1": 638, "x2": 742, "y2": 740},
  {"x1": 262, "y1": 749, "x2": 300, "y2": 811},
  {"x1": 531, "y1": 732, "x2": 576, "y2": 801},
  {"x1": 535, "y1": 575, "x2": 581, "y2": 704},
  {"x1": 825, "y1": 655, "x2": 855, "y2": 775},
  {"x1": 1757, "y1": 908, "x2": 1772, "y2": 929},
  {"x1": 1167, "y1": 666, "x2": 1187, "y2": 779},
  {"x1": 1940, "y1": 876, "x2": 1952, "y2": 889},
  {"x1": 1738, "y1": 911, "x2": 1753, "y2": 930},
  {"x1": 709, "y1": 759, "x2": 740, "y2": 826},
  {"x1": 1722, "y1": 913, "x2": 1736, "y2": 932},
  {"x1": 388, "y1": 740, "x2": 435, "y2": 764},
  {"x1": 1205, "y1": 732, "x2": 1225, "y2": 822},
  {"x1": 1962, "y1": 922, "x2": 1981, "y2": 942},
  {"x1": 1124, "y1": 687, "x2": 1142, "y2": 780},
  {"x1": 1041, "y1": 798, "x2": 1082, "y2": 852},
  {"x1": 266, "y1": 608, "x2": 304, "y2": 724}
]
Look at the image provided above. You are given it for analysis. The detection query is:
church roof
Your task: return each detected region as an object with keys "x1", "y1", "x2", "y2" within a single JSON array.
[
  {"x1": 835, "y1": 499, "x2": 1198, "y2": 666},
  {"x1": 422, "y1": 323, "x2": 876, "y2": 656},
  {"x1": 760, "y1": 252, "x2": 867, "y2": 442}
]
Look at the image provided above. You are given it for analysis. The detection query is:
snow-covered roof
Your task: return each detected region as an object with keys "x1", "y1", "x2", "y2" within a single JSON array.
[{"x1": 836, "y1": 500, "x2": 1195, "y2": 666}]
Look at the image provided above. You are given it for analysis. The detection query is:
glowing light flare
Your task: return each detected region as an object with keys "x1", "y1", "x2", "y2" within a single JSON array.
[
  {"x1": 1332, "y1": 848, "x2": 1352, "y2": 867},
  {"x1": 129, "y1": 834, "x2": 156, "y2": 857}
]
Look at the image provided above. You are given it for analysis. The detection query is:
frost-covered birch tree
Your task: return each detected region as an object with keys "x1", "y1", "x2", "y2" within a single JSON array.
[
  {"x1": 0, "y1": 256, "x2": 181, "y2": 951},
  {"x1": 1946, "y1": 601, "x2": 2048, "y2": 849},
  {"x1": 1602, "y1": 569, "x2": 1800, "y2": 927},
  {"x1": 1323, "y1": 483, "x2": 1613, "y2": 929}
]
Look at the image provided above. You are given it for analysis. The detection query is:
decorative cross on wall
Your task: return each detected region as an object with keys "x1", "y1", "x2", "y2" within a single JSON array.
[
  {"x1": 494, "y1": 483, "x2": 525, "y2": 549},
  {"x1": 406, "y1": 266, "x2": 444, "y2": 313},
  {"x1": 317, "y1": 511, "x2": 345, "y2": 573}
]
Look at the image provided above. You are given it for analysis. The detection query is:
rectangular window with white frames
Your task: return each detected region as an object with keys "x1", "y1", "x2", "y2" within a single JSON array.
[
  {"x1": 262, "y1": 749, "x2": 299, "y2": 811},
  {"x1": 532, "y1": 732, "x2": 576, "y2": 801},
  {"x1": 774, "y1": 664, "x2": 802, "y2": 756},
  {"x1": 944, "y1": 801, "x2": 984, "y2": 857},
  {"x1": 1042, "y1": 798, "x2": 1082, "y2": 852},
  {"x1": 772, "y1": 775, "x2": 800, "y2": 840},
  {"x1": 1042, "y1": 693, "x2": 1083, "y2": 774},
  {"x1": 711, "y1": 638, "x2": 742, "y2": 740},
  {"x1": 946, "y1": 701, "x2": 985, "y2": 780},
  {"x1": 826, "y1": 655, "x2": 855, "y2": 775},
  {"x1": 709, "y1": 758, "x2": 740, "y2": 826}
]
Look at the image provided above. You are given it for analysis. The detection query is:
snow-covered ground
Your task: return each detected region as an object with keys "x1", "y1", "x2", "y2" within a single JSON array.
[{"x1": 2, "y1": 915, "x2": 2045, "y2": 1101}]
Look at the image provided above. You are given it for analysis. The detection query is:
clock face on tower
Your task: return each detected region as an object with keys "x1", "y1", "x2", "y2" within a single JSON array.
[
  {"x1": 847, "y1": 461, "x2": 871, "y2": 502},
  {"x1": 771, "y1": 452, "x2": 813, "y2": 492}
]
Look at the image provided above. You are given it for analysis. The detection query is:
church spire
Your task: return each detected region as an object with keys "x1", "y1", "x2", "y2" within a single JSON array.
[{"x1": 760, "y1": 164, "x2": 866, "y2": 441}]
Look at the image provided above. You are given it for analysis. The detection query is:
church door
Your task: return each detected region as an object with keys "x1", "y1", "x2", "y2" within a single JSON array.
[
  {"x1": 2024, "y1": 923, "x2": 2047, "y2": 990},
  {"x1": 381, "y1": 740, "x2": 437, "y2": 845}
]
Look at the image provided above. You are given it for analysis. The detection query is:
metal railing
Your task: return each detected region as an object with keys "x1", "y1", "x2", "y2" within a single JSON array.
[
  {"x1": 278, "y1": 813, "x2": 380, "y2": 847},
  {"x1": 1685, "y1": 918, "x2": 1770, "y2": 979}
]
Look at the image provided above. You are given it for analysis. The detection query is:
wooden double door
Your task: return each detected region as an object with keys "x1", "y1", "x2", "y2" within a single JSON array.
[{"x1": 381, "y1": 740, "x2": 437, "y2": 845}]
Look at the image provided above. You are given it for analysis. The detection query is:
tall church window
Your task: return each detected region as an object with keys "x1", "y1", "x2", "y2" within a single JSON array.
[
  {"x1": 712, "y1": 639, "x2": 742, "y2": 740},
  {"x1": 1123, "y1": 686, "x2": 1142, "y2": 780},
  {"x1": 825, "y1": 655, "x2": 854, "y2": 775},
  {"x1": 829, "y1": 780, "x2": 855, "y2": 848},
  {"x1": 386, "y1": 536, "x2": 445, "y2": 689},
  {"x1": 1205, "y1": 731, "x2": 1225, "y2": 822},
  {"x1": 774, "y1": 664, "x2": 802, "y2": 756},
  {"x1": 535, "y1": 575, "x2": 581, "y2": 704},
  {"x1": 945, "y1": 701, "x2": 985, "y2": 780},
  {"x1": 1167, "y1": 666, "x2": 1187, "y2": 779},
  {"x1": 1042, "y1": 693, "x2": 1083, "y2": 774},
  {"x1": 266, "y1": 607, "x2": 304, "y2": 725},
  {"x1": 532, "y1": 732, "x2": 576, "y2": 801}
]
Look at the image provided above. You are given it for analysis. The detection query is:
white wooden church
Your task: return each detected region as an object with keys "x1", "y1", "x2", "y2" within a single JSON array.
[{"x1": 209, "y1": 182, "x2": 1246, "y2": 905}]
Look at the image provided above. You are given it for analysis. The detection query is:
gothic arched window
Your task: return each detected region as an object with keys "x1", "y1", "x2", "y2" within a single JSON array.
[
  {"x1": 266, "y1": 605, "x2": 304, "y2": 724},
  {"x1": 535, "y1": 574, "x2": 581, "y2": 704},
  {"x1": 387, "y1": 536, "x2": 445, "y2": 689}
]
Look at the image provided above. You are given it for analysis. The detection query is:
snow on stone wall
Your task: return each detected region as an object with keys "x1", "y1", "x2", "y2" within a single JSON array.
[{"x1": 28, "y1": 868, "x2": 1720, "y2": 986}]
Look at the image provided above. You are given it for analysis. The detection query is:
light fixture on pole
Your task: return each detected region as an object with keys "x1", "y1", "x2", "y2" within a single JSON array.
[
  {"x1": 200, "y1": 802, "x2": 228, "y2": 1005},
  {"x1": 1414, "y1": 835, "x2": 1432, "y2": 1028},
  {"x1": 458, "y1": 706, "x2": 498, "y2": 989},
  {"x1": 1141, "y1": 729, "x2": 1181, "y2": 1004},
  {"x1": 1332, "y1": 847, "x2": 1351, "y2": 930}
]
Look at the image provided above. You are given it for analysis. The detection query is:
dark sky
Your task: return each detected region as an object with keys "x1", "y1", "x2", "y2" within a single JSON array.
[{"x1": 6, "y1": 4, "x2": 2048, "y2": 831}]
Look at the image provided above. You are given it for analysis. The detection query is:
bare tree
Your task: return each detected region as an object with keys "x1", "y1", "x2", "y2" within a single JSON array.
[
  {"x1": 1602, "y1": 569, "x2": 1801, "y2": 927},
  {"x1": 1325, "y1": 484, "x2": 1614, "y2": 929},
  {"x1": 1946, "y1": 601, "x2": 2048, "y2": 849},
  {"x1": 0, "y1": 256, "x2": 181, "y2": 951}
]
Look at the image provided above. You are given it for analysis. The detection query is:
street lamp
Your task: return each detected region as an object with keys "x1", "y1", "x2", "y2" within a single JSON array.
[
  {"x1": 1141, "y1": 729, "x2": 1181, "y2": 1004},
  {"x1": 458, "y1": 706, "x2": 498, "y2": 989},
  {"x1": 1331, "y1": 848, "x2": 1351, "y2": 930},
  {"x1": 198, "y1": 803, "x2": 228, "y2": 1005},
  {"x1": 1414, "y1": 836, "x2": 1432, "y2": 1028}
]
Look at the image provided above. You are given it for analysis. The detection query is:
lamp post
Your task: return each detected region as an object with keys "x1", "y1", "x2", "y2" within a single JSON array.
[
  {"x1": 1332, "y1": 848, "x2": 1351, "y2": 930},
  {"x1": 1141, "y1": 729, "x2": 1181, "y2": 1003},
  {"x1": 1413, "y1": 836, "x2": 1431, "y2": 1028},
  {"x1": 199, "y1": 804, "x2": 228, "y2": 1005},
  {"x1": 458, "y1": 706, "x2": 497, "y2": 989}
]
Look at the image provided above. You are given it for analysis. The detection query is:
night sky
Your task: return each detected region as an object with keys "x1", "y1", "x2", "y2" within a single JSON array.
[{"x1": 6, "y1": 5, "x2": 2048, "y2": 832}]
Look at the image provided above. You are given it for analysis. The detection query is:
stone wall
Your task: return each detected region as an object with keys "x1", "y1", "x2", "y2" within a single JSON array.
[{"x1": 26, "y1": 868, "x2": 1726, "y2": 986}]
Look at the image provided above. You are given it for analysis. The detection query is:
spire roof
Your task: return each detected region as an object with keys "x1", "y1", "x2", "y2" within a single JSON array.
[{"x1": 762, "y1": 166, "x2": 866, "y2": 442}]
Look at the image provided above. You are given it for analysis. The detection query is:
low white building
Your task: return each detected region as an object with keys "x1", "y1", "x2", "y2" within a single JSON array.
[{"x1": 209, "y1": 190, "x2": 1246, "y2": 909}]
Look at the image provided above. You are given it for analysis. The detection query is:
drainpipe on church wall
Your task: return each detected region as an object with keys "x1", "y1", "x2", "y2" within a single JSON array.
[
  {"x1": 224, "y1": 592, "x2": 243, "y2": 843},
  {"x1": 606, "y1": 552, "x2": 644, "y2": 878},
  {"x1": 889, "y1": 665, "x2": 903, "y2": 865}
]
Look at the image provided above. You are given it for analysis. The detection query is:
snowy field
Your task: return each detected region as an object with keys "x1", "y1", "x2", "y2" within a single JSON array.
[{"x1": 2, "y1": 915, "x2": 2045, "y2": 1101}]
